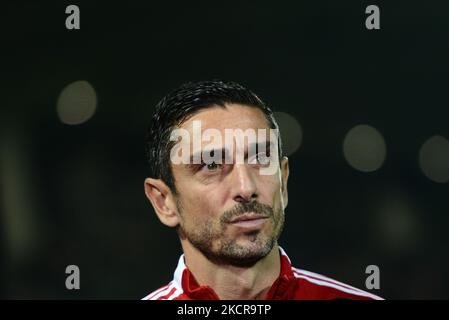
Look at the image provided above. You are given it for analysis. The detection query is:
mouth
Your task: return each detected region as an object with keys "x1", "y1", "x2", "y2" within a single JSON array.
[{"x1": 229, "y1": 213, "x2": 269, "y2": 229}]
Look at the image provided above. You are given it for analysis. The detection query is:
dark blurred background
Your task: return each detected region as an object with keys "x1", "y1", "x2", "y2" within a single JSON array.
[{"x1": 1, "y1": 0, "x2": 449, "y2": 299}]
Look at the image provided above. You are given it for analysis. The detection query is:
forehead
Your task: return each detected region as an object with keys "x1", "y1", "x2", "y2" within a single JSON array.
[{"x1": 179, "y1": 103, "x2": 270, "y2": 132}]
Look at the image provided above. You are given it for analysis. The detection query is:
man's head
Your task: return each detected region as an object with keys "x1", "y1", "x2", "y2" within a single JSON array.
[{"x1": 144, "y1": 80, "x2": 289, "y2": 267}]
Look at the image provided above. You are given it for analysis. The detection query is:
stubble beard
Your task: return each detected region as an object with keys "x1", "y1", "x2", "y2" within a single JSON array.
[{"x1": 178, "y1": 201, "x2": 285, "y2": 268}]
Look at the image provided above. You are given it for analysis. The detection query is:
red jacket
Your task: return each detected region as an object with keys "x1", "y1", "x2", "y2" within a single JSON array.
[{"x1": 142, "y1": 247, "x2": 383, "y2": 300}]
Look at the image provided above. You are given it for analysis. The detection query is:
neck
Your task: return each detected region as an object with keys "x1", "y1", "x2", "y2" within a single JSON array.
[{"x1": 181, "y1": 241, "x2": 281, "y2": 300}]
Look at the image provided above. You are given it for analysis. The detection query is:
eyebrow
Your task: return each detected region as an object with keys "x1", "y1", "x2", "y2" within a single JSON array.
[
  {"x1": 188, "y1": 141, "x2": 272, "y2": 164},
  {"x1": 189, "y1": 148, "x2": 228, "y2": 165}
]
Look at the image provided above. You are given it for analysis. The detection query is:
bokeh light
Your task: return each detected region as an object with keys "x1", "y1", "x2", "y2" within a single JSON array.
[
  {"x1": 419, "y1": 135, "x2": 449, "y2": 183},
  {"x1": 343, "y1": 124, "x2": 386, "y2": 172},
  {"x1": 273, "y1": 111, "x2": 303, "y2": 156},
  {"x1": 374, "y1": 190, "x2": 421, "y2": 254},
  {"x1": 57, "y1": 80, "x2": 97, "y2": 125}
]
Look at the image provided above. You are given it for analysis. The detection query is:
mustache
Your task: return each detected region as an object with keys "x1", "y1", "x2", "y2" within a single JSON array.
[{"x1": 220, "y1": 201, "x2": 274, "y2": 224}]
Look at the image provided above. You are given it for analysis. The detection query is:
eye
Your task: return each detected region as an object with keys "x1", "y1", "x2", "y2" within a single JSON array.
[
  {"x1": 257, "y1": 152, "x2": 270, "y2": 165},
  {"x1": 203, "y1": 161, "x2": 222, "y2": 171},
  {"x1": 249, "y1": 152, "x2": 271, "y2": 165}
]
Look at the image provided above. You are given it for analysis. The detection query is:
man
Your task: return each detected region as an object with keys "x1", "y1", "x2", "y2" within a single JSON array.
[{"x1": 142, "y1": 80, "x2": 382, "y2": 300}]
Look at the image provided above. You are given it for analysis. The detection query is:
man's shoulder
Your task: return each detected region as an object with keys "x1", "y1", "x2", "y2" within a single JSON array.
[
  {"x1": 141, "y1": 281, "x2": 186, "y2": 300},
  {"x1": 291, "y1": 267, "x2": 383, "y2": 300}
]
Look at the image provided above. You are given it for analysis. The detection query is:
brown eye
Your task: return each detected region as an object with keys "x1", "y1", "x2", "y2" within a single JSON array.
[
  {"x1": 207, "y1": 162, "x2": 217, "y2": 170},
  {"x1": 259, "y1": 152, "x2": 271, "y2": 165},
  {"x1": 204, "y1": 161, "x2": 221, "y2": 171}
]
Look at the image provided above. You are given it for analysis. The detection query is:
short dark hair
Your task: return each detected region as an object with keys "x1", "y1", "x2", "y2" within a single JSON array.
[{"x1": 145, "y1": 80, "x2": 282, "y2": 192}]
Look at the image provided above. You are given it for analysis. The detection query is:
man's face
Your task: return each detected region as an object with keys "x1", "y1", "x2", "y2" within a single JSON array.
[{"x1": 170, "y1": 104, "x2": 289, "y2": 267}]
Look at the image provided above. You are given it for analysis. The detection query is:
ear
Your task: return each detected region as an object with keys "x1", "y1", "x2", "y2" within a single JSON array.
[
  {"x1": 280, "y1": 156, "x2": 289, "y2": 209},
  {"x1": 144, "y1": 178, "x2": 180, "y2": 227}
]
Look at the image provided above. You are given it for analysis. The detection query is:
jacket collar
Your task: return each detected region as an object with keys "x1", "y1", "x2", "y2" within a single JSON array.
[{"x1": 172, "y1": 246, "x2": 298, "y2": 300}]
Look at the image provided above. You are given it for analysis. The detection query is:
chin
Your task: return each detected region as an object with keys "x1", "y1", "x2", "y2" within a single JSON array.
[{"x1": 221, "y1": 237, "x2": 275, "y2": 267}]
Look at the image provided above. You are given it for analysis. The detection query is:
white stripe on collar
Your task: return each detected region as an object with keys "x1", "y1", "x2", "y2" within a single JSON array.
[{"x1": 172, "y1": 245, "x2": 290, "y2": 288}]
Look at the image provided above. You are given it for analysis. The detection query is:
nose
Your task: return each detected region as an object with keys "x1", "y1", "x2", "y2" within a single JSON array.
[{"x1": 232, "y1": 164, "x2": 258, "y2": 203}]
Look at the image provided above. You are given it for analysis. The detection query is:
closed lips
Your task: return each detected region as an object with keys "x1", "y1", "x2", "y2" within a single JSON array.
[{"x1": 230, "y1": 214, "x2": 268, "y2": 223}]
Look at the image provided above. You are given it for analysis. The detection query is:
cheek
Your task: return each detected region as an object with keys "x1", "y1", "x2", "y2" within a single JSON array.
[
  {"x1": 178, "y1": 190, "x2": 220, "y2": 225},
  {"x1": 258, "y1": 175, "x2": 281, "y2": 200}
]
